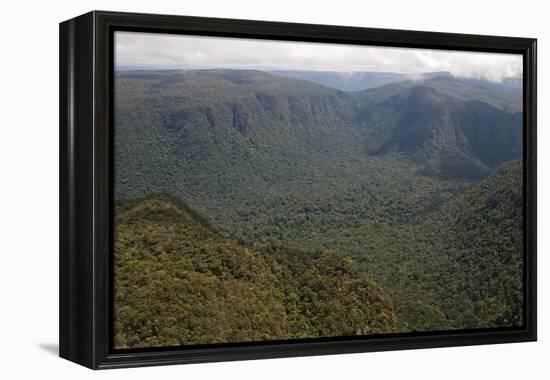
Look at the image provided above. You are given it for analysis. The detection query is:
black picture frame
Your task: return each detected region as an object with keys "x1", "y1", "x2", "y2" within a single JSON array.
[{"x1": 59, "y1": 10, "x2": 537, "y2": 369}]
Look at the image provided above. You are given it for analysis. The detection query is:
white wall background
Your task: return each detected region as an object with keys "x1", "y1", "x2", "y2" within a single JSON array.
[{"x1": 0, "y1": 0, "x2": 546, "y2": 378}]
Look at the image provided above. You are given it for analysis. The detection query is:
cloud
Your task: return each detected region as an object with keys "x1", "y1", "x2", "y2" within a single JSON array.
[{"x1": 115, "y1": 31, "x2": 522, "y2": 82}]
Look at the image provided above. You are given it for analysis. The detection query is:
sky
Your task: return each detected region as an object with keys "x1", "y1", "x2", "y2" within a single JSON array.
[{"x1": 115, "y1": 31, "x2": 523, "y2": 82}]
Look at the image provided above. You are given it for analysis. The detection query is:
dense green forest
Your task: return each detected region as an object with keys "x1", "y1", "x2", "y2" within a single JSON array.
[
  {"x1": 113, "y1": 69, "x2": 523, "y2": 347},
  {"x1": 355, "y1": 160, "x2": 523, "y2": 331},
  {"x1": 114, "y1": 197, "x2": 396, "y2": 348}
]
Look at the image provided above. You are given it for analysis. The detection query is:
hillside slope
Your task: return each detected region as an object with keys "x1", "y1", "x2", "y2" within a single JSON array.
[
  {"x1": 114, "y1": 197, "x2": 396, "y2": 348},
  {"x1": 363, "y1": 85, "x2": 522, "y2": 178},
  {"x1": 425, "y1": 159, "x2": 523, "y2": 328},
  {"x1": 360, "y1": 160, "x2": 523, "y2": 331}
]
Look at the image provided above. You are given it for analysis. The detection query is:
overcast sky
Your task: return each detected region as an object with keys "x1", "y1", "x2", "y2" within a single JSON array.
[{"x1": 115, "y1": 31, "x2": 522, "y2": 82}]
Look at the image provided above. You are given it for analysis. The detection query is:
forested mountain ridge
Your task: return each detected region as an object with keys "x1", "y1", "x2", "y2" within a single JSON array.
[
  {"x1": 269, "y1": 70, "x2": 409, "y2": 91},
  {"x1": 355, "y1": 73, "x2": 522, "y2": 113},
  {"x1": 267, "y1": 70, "x2": 522, "y2": 104},
  {"x1": 115, "y1": 69, "x2": 521, "y2": 201},
  {"x1": 363, "y1": 85, "x2": 522, "y2": 178},
  {"x1": 114, "y1": 197, "x2": 396, "y2": 348}
]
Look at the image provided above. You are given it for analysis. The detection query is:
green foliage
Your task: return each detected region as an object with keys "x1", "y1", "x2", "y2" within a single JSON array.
[
  {"x1": 352, "y1": 160, "x2": 523, "y2": 332},
  {"x1": 114, "y1": 69, "x2": 522, "y2": 203},
  {"x1": 425, "y1": 160, "x2": 524, "y2": 328},
  {"x1": 114, "y1": 197, "x2": 396, "y2": 348},
  {"x1": 113, "y1": 69, "x2": 524, "y2": 344},
  {"x1": 361, "y1": 86, "x2": 522, "y2": 179}
]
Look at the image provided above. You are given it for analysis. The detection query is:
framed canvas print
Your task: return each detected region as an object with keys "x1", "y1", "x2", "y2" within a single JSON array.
[{"x1": 59, "y1": 11, "x2": 537, "y2": 369}]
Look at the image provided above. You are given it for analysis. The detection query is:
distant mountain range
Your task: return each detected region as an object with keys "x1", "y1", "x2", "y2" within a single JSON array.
[
  {"x1": 116, "y1": 65, "x2": 522, "y2": 92},
  {"x1": 115, "y1": 69, "x2": 521, "y2": 192},
  {"x1": 268, "y1": 70, "x2": 411, "y2": 91}
]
